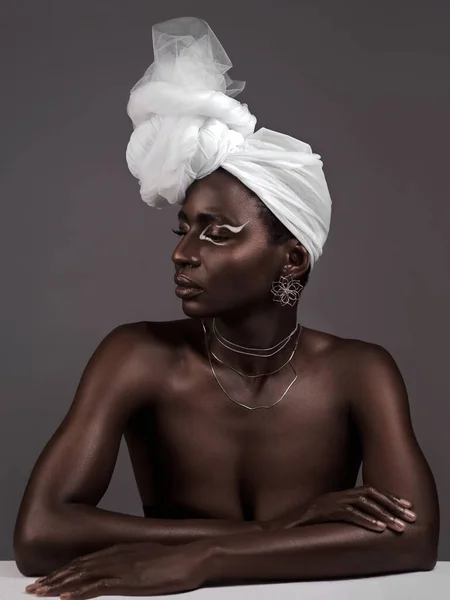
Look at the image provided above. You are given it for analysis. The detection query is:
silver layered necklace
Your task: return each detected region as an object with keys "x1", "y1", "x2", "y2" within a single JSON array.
[{"x1": 200, "y1": 318, "x2": 303, "y2": 411}]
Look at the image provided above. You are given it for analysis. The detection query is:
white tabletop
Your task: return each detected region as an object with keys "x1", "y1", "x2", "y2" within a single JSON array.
[{"x1": 1, "y1": 561, "x2": 449, "y2": 599}]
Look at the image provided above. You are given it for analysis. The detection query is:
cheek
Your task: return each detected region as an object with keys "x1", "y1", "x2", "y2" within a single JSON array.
[{"x1": 210, "y1": 246, "x2": 275, "y2": 291}]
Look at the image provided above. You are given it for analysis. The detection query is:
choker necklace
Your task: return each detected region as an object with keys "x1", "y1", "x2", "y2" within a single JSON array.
[
  {"x1": 213, "y1": 318, "x2": 299, "y2": 357},
  {"x1": 211, "y1": 325, "x2": 303, "y2": 378},
  {"x1": 201, "y1": 319, "x2": 301, "y2": 410}
]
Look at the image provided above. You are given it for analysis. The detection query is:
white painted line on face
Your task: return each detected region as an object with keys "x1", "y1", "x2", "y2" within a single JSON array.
[
  {"x1": 199, "y1": 219, "x2": 251, "y2": 245},
  {"x1": 215, "y1": 220, "x2": 251, "y2": 233}
]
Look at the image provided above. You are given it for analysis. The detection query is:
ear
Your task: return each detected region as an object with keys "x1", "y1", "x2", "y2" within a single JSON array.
[{"x1": 283, "y1": 240, "x2": 310, "y2": 280}]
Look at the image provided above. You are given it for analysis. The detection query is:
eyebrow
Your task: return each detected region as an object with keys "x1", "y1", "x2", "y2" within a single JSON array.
[{"x1": 177, "y1": 210, "x2": 239, "y2": 226}]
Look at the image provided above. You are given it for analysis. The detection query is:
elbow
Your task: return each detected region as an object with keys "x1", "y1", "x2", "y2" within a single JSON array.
[
  {"x1": 420, "y1": 552, "x2": 438, "y2": 572},
  {"x1": 14, "y1": 536, "x2": 44, "y2": 577},
  {"x1": 14, "y1": 520, "x2": 34, "y2": 576},
  {"x1": 15, "y1": 556, "x2": 40, "y2": 578},
  {"x1": 14, "y1": 537, "x2": 60, "y2": 577},
  {"x1": 419, "y1": 510, "x2": 440, "y2": 571},
  {"x1": 14, "y1": 506, "x2": 49, "y2": 576},
  {"x1": 14, "y1": 524, "x2": 58, "y2": 577},
  {"x1": 14, "y1": 502, "x2": 78, "y2": 576},
  {"x1": 404, "y1": 519, "x2": 439, "y2": 573},
  {"x1": 414, "y1": 543, "x2": 438, "y2": 572},
  {"x1": 417, "y1": 528, "x2": 439, "y2": 572}
]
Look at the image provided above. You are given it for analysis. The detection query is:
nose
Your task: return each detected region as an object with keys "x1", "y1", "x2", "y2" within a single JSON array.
[{"x1": 171, "y1": 231, "x2": 201, "y2": 268}]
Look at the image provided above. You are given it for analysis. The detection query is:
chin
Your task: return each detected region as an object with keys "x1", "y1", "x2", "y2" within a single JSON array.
[
  {"x1": 178, "y1": 296, "x2": 206, "y2": 315},
  {"x1": 180, "y1": 303, "x2": 213, "y2": 320},
  {"x1": 179, "y1": 298, "x2": 226, "y2": 321}
]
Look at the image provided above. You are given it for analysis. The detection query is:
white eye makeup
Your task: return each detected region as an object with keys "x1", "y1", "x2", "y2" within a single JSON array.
[
  {"x1": 199, "y1": 220, "x2": 251, "y2": 245},
  {"x1": 172, "y1": 219, "x2": 251, "y2": 245}
]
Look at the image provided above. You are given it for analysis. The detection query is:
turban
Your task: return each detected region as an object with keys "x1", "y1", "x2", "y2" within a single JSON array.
[{"x1": 126, "y1": 17, "x2": 332, "y2": 268}]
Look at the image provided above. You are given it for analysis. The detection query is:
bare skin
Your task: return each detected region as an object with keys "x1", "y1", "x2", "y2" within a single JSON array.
[{"x1": 15, "y1": 169, "x2": 439, "y2": 597}]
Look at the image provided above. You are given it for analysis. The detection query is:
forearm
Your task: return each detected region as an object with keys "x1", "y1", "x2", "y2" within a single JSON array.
[
  {"x1": 205, "y1": 521, "x2": 437, "y2": 584},
  {"x1": 15, "y1": 503, "x2": 259, "y2": 575}
]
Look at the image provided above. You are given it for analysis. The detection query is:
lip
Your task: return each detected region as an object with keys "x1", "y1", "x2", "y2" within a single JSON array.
[
  {"x1": 174, "y1": 274, "x2": 202, "y2": 289},
  {"x1": 175, "y1": 286, "x2": 204, "y2": 299}
]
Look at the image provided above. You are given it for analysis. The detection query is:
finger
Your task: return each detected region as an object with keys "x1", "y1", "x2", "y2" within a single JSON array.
[
  {"x1": 383, "y1": 490, "x2": 414, "y2": 512},
  {"x1": 366, "y1": 487, "x2": 410, "y2": 509},
  {"x1": 389, "y1": 493, "x2": 412, "y2": 507},
  {"x1": 352, "y1": 497, "x2": 407, "y2": 531},
  {"x1": 26, "y1": 562, "x2": 77, "y2": 592},
  {"x1": 29, "y1": 561, "x2": 85, "y2": 591},
  {"x1": 32, "y1": 569, "x2": 92, "y2": 597},
  {"x1": 366, "y1": 488, "x2": 417, "y2": 522},
  {"x1": 34, "y1": 557, "x2": 122, "y2": 593},
  {"x1": 387, "y1": 492, "x2": 417, "y2": 519},
  {"x1": 59, "y1": 578, "x2": 122, "y2": 600},
  {"x1": 30, "y1": 547, "x2": 120, "y2": 590},
  {"x1": 340, "y1": 506, "x2": 387, "y2": 532}
]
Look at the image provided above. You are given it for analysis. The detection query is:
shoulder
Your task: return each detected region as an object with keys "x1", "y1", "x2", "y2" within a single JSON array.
[
  {"x1": 329, "y1": 335, "x2": 408, "y2": 421},
  {"x1": 303, "y1": 328, "x2": 405, "y2": 401},
  {"x1": 307, "y1": 330, "x2": 410, "y2": 437},
  {"x1": 101, "y1": 318, "x2": 194, "y2": 352},
  {"x1": 304, "y1": 327, "x2": 398, "y2": 373},
  {"x1": 95, "y1": 318, "x2": 197, "y2": 380},
  {"x1": 68, "y1": 319, "x2": 196, "y2": 415},
  {"x1": 335, "y1": 337, "x2": 402, "y2": 390}
]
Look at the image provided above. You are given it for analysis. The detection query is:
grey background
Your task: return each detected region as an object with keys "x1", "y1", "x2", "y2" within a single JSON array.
[{"x1": 1, "y1": 0, "x2": 449, "y2": 561}]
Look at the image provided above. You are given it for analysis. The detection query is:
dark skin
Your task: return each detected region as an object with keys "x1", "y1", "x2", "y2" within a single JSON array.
[{"x1": 15, "y1": 168, "x2": 439, "y2": 599}]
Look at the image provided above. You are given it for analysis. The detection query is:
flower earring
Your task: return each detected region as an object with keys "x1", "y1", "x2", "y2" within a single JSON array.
[{"x1": 271, "y1": 274, "x2": 304, "y2": 307}]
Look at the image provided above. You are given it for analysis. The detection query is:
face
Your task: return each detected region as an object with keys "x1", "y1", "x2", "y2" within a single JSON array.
[{"x1": 171, "y1": 168, "x2": 287, "y2": 318}]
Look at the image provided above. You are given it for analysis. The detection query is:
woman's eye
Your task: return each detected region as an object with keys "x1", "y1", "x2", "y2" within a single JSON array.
[
  {"x1": 207, "y1": 234, "x2": 229, "y2": 242},
  {"x1": 171, "y1": 228, "x2": 228, "y2": 243}
]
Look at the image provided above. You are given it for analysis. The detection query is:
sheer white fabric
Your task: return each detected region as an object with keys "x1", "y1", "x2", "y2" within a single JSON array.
[{"x1": 126, "y1": 16, "x2": 332, "y2": 267}]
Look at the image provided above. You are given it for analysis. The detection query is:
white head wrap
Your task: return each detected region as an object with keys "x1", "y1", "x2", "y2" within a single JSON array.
[{"x1": 126, "y1": 16, "x2": 332, "y2": 268}]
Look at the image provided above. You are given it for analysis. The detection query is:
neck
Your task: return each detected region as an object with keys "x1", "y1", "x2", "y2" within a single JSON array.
[{"x1": 205, "y1": 304, "x2": 300, "y2": 376}]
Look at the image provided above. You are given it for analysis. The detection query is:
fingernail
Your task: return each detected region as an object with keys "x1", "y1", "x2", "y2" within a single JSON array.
[
  {"x1": 394, "y1": 518, "x2": 405, "y2": 528},
  {"x1": 399, "y1": 499, "x2": 411, "y2": 507},
  {"x1": 404, "y1": 509, "x2": 416, "y2": 518},
  {"x1": 376, "y1": 520, "x2": 386, "y2": 528}
]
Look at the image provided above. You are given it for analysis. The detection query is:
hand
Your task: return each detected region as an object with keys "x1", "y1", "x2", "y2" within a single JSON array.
[
  {"x1": 24, "y1": 540, "x2": 212, "y2": 599},
  {"x1": 261, "y1": 485, "x2": 417, "y2": 533}
]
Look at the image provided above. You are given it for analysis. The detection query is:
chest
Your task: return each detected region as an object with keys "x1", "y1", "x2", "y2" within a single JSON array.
[{"x1": 125, "y1": 362, "x2": 361, "y2": 521}]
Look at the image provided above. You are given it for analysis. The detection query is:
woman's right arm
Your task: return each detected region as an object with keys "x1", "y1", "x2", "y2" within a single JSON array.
[{"x1": 13, "y1": 322, "x2": 259, "y2": 577}]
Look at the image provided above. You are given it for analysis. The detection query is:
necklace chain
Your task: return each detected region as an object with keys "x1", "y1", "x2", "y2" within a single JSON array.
[
  {"x1": 201, "y1": 319, "x2": 302, "y2": 410},
  {"x1": 210, "y1": 325, "x2": 303, "y2": 378},
  {"x1": 213, "y1": 317, "x2": 298, "y2": 355}
]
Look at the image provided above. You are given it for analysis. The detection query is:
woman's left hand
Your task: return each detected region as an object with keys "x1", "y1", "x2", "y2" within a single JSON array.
[{"x1": 24, "y1": 540, "x2": 213, "y2": 599}]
